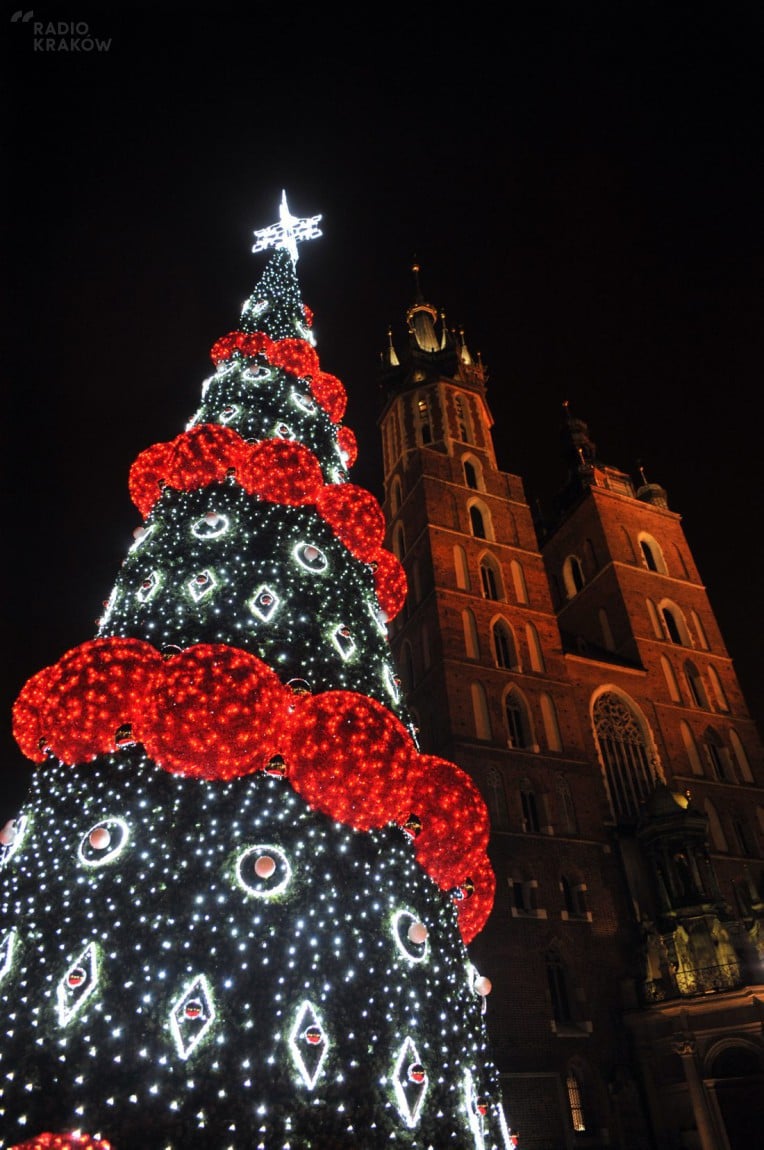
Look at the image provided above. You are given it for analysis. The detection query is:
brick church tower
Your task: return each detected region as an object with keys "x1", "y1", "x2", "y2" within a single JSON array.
[{"x1": 377, "y1": 266, "x2": 764, "y2": 1150}]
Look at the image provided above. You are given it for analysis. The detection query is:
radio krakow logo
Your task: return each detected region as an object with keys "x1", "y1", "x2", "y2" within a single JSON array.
[{"x1": 12, "y1": 14, "x2": 112, "y2": 52}]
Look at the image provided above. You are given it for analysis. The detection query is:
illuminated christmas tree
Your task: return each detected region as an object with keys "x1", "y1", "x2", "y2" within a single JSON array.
[{"x1": 0, "y1": 195, "x2": 512, "y2": 1150}]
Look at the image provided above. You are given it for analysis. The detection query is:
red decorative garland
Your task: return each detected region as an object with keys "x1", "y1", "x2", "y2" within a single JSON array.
[
  {"x1": 12, "y1": 638, "x2": 494, "y2": 941},
  {"x1": 9, "y1": 1135, "x2": 113, "y2": 1150},
  {"x1": 127, "y1": 427, "x2": 406, "y2": 620}
]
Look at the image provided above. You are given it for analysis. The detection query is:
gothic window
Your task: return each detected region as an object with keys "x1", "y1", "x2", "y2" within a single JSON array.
[
  {"x1": 540, "y1": 693, "x2": 562, "y2": 752},
  {"x1": 462, "y1": 609, "x2": 480, "y2": 659},
  {"x1": 468, "y1": 499, "x2": 493, "y2": 540},
  {"x1": 599, "y1": 608, "x2": 615, "y2": 651},
  {"x1": 505, "y1": 689, "x2": 533, "y2": 750},
  {"x1": 510, "y1": 559, "x2": 528, "y2": 604},
  {"x1": 707, "y1": 665, "x2": 729, "y2": 711},
  {"x1": 520, "y1": 777, "x2": 540, "y2": 832},
  {"x1": 556, "y1": 775, "x2": 578, "y2": 834},
  {"x1": 526, "y1": 622, "x2": 545, "y2": 672},
  {"x1": 471, "y1": 682, "x2": 491, "y2": 740},
  {"x1": 416, "y1": 394, "x2": 431, "y2": 444},
  {"x1": 492, "y1": 619, "x2": 518, "y2": 670},
  {"x1": 486, "y1": 765, "x2": 509, "y2": 830},
  {"x1": 479, "y1": 554, "x2": 503, "y2": 600},
  {"x1": 661, "y1": 601, "x2": 691, "y2": 645},
  {"x1": 704, "y1": 799, "x2": 728, "y2": 851},
  {"x1": 562, "y1": 555, "x2": 585, "y2": 598},
  {"x1": 453, "y1": 544, "x2": 470, "y2": 590},
  {"x1": 679, "y1": 721, "x2": 704, "y2": 776},
  {"x1": 702, "y1": 729, "x2": 735, "y2": 782},
  {"x1": 593, "y1": 691, "x2": 657, "y2": 822},
  {"x1": 566, "y1": 1069, "x2": 586, "y2": 1133},
  {"x1": 392, "y1": 522, "x2": 406, "y2": 561},
  {"x1": 660, "y1": 656, "x2": 682, "y2": 702},
  {"x1": 546, "y1": 948, "x2": 573, "y2": 1024},
  {"x1": 730, "y1": 730, "x2": 754, "y2": 783},
  {"x1": 638, "y1": 532, "x2": 667, "y2": 574},
  {"x1": 691, "y1": 610, "x2": 709, "y2": 650},
  {"x1": 685, "y1": 661, "x2": 711, "y2": 709},
  {"x1": 462, "y1": 455, "x2": 482, "y2": 490}
]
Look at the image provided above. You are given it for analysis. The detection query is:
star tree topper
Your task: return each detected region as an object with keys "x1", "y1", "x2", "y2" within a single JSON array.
[{"x1": 252, "y1": 190, "x2": 323, "y2": 263}]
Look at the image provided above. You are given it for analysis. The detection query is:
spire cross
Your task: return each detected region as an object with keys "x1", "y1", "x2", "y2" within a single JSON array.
[{"x1": 252, "y1": 190, "x2": 322, "y2": 263}]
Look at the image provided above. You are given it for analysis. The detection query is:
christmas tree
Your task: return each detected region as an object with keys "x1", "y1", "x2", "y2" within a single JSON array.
[{"x1": 1, "y1": 195, "x2": 512, "y2": 1150}]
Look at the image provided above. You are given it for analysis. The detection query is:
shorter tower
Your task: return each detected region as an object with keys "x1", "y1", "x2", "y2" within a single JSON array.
[{"x1": 378, "y1": 268, "x2": 764, "y2": 1150}]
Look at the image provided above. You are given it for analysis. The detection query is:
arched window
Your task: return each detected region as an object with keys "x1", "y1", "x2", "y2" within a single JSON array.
[
  {"x1": 599, "y1": 608, "x2": 615, "y2": 651},
  {"x1": 562, "y1": 555, "x2": 585, "y2": 598},
  {"x1": 510, "y1": 559, "x2": 528, "y2": 604},
  {"x1": 462, "y1": 454, "x2": 482, "y2": 490},
  {"x1": 702, "y1": 728, "x2": 735, "y2": 782},
  {"x1": 526, "y1": 622, "x2": 545, "y2": 672},
  {"x1": 707, "y1": 665, "x2": 729, "y2": 711},
  {"x1": 660, "y1": 656, "x2": 682, "y2": 702},
  {"x1": 680, "y1": 721, "x2": 704, "y2": 776},
  {"x1": 730, "y1": 730, "x2": 754, "y2": 783},
  {"x1": 520, "y1": 777, "x2": 540, "y2": 832},
  {"x1": 416, "y1": 393, "x2": 431, "y2": 444},
  {"x1": 469, "y1": 504, "x2": 486, "y2": 538},
  {"x1": 479, "y1": 554, "x2": 503, "y2": 600},
  {"x1": 486, "y1": 765, "x2": 509, "y2": 830},
  {"x1": 453, "y1": 545, "x2": 470, "y2": 590},
  {"x1": 546, "y1": 947, "x2": 573, "y2": 1024},
  {"x1": 540, "y1": 693, "x2": 562, "y2": 751},
  {"x1": 462, "y1": 609, "x2": 480, "y2": 659},
  {"x1": 557, "y1": 775, "x2": 578, "y2": 834},
  {"x1": 638, "y1": 532, "x2": 667, "y2": 574},
  {"x1": 492, "y1": 619, "x2": 519, "y2": 670},
  {"x1": 593, "y1": 691, "x2": 657, "y2": 822},
  {"x1": 471, "y1": 682, "x2": 491, "y2": 740},
  {"x1": 566, "y1": 1068, "x2": 587, "y2": 1133},
  {"x1": 392, "y1": 522, "x2": 406, "y2": 561},
  {"x1": 505, "y1": 688, "x2": 533, "y2": 750},
  {"x1": 685, "y1": 661, "x2": 711, "y2": 709},
  {"x1": 660, "y1": 601, "x2": 692, "y2": 645},
  {"x1": 691, "y1": 610, "x2": 709, "y2": 650},
  {"x1": 468, "y1": 499, "x2": 492, "y2": 540},
  {"x1": 705, "y1": 799, "x2": 728, "y2": 851}
]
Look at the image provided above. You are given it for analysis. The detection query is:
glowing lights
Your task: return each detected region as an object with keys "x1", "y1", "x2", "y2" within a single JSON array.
[
  {"x1": 1, "y1": 814, "x2": 28, "y2": 869},
  {"x1": 288, "y1": 1000, "x2": 328, "y2": 1088},
  {"x1": 169, "y1": 975, "x2": 216, "y2": 1060},
  {"x1": 235, "y1": 844, "x2": 292, "y2": 899},
  {"x1": 0, "y1": 928, "x2": 16, "y2": 982},
  {"x1": 56, "y1": 943, "x2": 99, "y2": 1025},
  {"x1": 392, "y1": 1036, "x2": 427, "y2": 1127}
]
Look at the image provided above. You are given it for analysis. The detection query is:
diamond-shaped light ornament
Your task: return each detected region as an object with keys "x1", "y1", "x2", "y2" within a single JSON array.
[
  {"x1": 188, "y1": 569, "x2": 217, "y2": 602},
  {"x1": 170, "y1": 974, "x2": 216, "y2": 1060},
  {"x1": 57, "y1": 941, "x2": 99, "y2": 1025},
  {"x1": 289, "y1": 1000, "x2": 328, "y2": 1088},
  {"x1": 249, "y1": 585, "x2": 280, "y2": 622},
  {"x1": 393, "y1": 1036, "x2": 428, "y2": 1127}
]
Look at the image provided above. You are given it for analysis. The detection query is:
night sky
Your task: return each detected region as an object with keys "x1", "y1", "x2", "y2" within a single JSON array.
[{"x1": 3, "y1": 3, "x2": 763, "y2": 821}]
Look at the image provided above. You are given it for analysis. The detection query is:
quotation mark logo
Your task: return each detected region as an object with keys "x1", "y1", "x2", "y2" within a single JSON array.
[{"x1": 11, "y1": 10, "x2": 34, "y2": 20}]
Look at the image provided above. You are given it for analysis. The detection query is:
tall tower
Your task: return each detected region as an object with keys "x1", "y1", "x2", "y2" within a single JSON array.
[{"x1": 377, "y1": 268, "x2": 764, "y2": 1150}]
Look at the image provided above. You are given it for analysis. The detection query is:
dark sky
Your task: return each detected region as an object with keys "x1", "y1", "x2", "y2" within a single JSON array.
[{"x1": 3, "y1": 3, "x2": 763, "y2": 821}]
